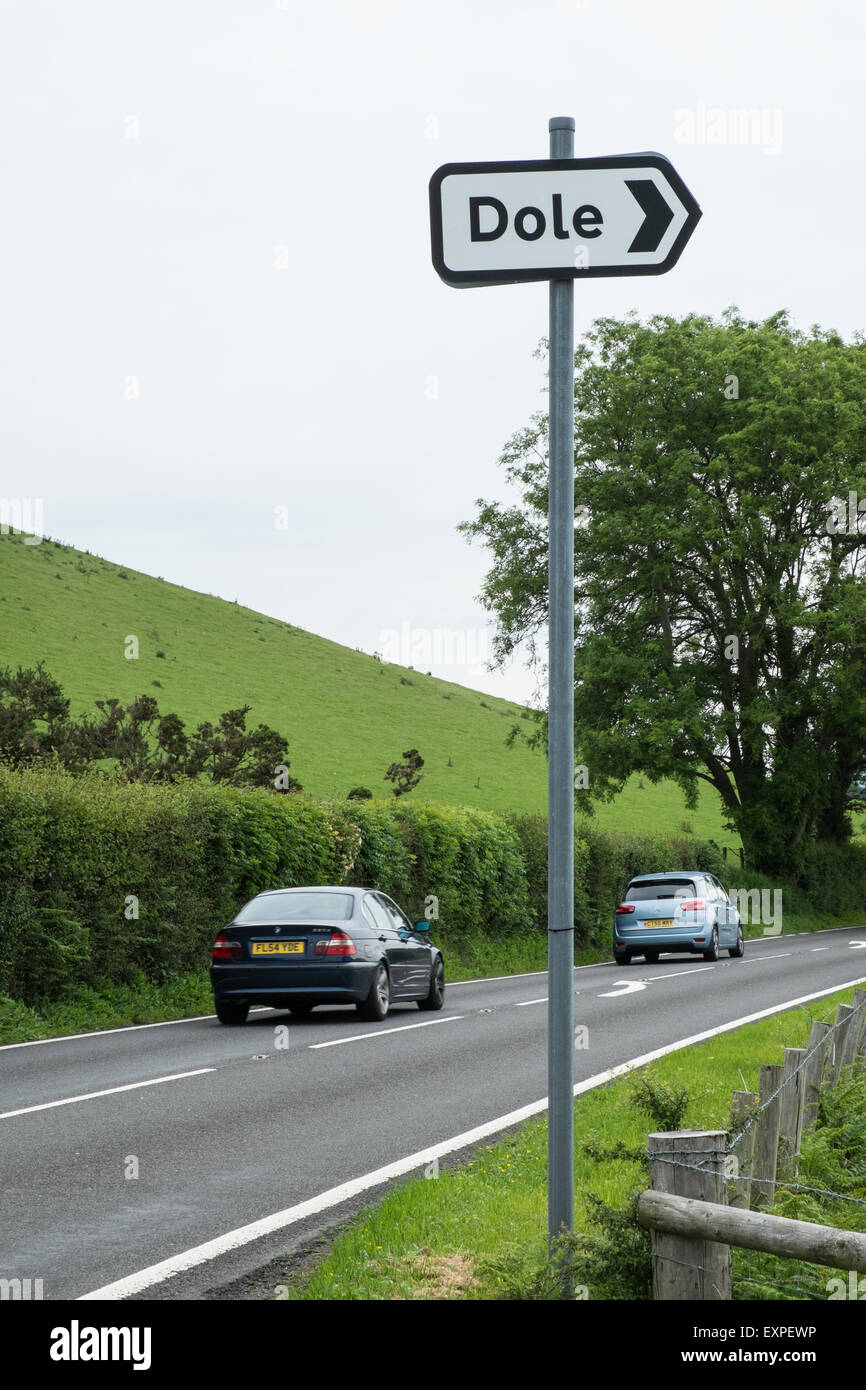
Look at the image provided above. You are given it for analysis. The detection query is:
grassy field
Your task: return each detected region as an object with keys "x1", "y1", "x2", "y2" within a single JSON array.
[
  {"x1": 273, "y1": 984, "x2": 866, "y2": 1301},
  {"x1": 0, "y1": 529, "x2": 740, "y2": 840}
]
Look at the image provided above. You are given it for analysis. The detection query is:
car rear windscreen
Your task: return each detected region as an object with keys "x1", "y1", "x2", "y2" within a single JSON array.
[
  {"x1": 235, "y1": 892, "x2": 354, "y2": 923},
  {"x1": 625, "y1": 879, "x2": 697, "y2": 901}
]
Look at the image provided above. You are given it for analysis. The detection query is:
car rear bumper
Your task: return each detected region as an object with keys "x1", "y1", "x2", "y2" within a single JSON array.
[
  {"x1": 613, "y1": 924, "x2": 714, "y2": 951},
  {"x1": 210, "y1": 960, "x2": 377, "y2": 1005}
]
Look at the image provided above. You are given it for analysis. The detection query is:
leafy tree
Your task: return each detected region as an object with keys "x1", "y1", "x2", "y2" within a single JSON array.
[
  {"x1": 0, "y1": 666, "x2": 301, "y2": 791},
  {"x1": 384, "y1": 748, "x2": 424, "y2": 798},
  {"x1": 184, "y1": 706, "x2": 301, "y2": 791},
  {"x1": 0, "y1": 662, "x2": 80, "y2": 769},
  {"x1": 461, "y1": 310, "x2": 866, "y2": 872}
]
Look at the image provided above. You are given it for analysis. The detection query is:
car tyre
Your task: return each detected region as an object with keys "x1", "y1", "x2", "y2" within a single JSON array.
[
  {"x1": 418, "y1": 957, "x2": 445, "y2": 1011},
  {"x1": 215, "y1": 1000, "x2": 249, "y2": 1025},
  {"x1": 703, "y1": 927, "x2": 719, "y2": 962},
  {"x1": 613, "y1": 947, "x2": 630, "y2": 966},
  {"x1": 357, "y1": 962, "x2": 390, "y2": 1021},
  {"x1": 728, "y1": 926, "x2": 745, "y2": 959}
]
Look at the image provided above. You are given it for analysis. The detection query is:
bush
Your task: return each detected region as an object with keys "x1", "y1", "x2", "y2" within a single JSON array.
[{"x1": 1, "y1": 763, "x2": 839, "y2": 1008}]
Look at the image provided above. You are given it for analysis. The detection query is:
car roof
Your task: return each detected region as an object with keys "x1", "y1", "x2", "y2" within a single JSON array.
[
  {"x1": 628, "y1": 871, "x2": 712, "y2": 881},
  {"x1": 255, "y1": 884, "x2": 364, "y2": 895}
]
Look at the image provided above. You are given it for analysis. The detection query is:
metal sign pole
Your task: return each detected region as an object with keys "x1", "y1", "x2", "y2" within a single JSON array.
[{"x1": 546, "y1": 115, "x2": 575, "y2": 1261}]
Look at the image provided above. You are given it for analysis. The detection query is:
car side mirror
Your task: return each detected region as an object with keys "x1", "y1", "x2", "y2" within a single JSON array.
[{"x1": 414, "y1": 920, "x2": 430, "y2": 932}]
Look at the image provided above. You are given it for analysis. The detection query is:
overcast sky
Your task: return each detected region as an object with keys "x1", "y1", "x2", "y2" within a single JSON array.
[{"x1": 2, "y1": 0, "x2": 864, "y2": 703}]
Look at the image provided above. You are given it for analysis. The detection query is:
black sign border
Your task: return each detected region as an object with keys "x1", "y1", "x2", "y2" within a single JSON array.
[{"x1": 429, "y1": 152, "x2": 701, "y2": 287}]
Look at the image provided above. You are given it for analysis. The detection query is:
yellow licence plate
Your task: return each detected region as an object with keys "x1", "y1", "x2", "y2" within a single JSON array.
[
  {"x1": 647, "y1": 919, "x2": 674, "y2": 928},
  {"x1": 251, "y1": 941, "x2": 305, "y2": 955}
]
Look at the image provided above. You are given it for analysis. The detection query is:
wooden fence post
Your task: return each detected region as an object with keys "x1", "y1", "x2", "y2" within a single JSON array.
[
  {"x1": 801, "y1": 1021, "x2": 833, "y2": 1136},
  {"x1": 751, "y1": 1063, "x2": 783, "y2": 1208},
  {"x1": 853, "y1": 989, "x2": 866, "y2": 1060},
  {"x1": 777, "y1": 1047, "x2": 806, "y2": 1171},
  {"x1": 833, "y1": 1004, "x2": 855, "y2": 1084},
  {"x1": 647, "y1": 1130, "x2": 731, "y2": 1299},
  {"x1": 728, "y1": 1091, "x2": 759, "y2": 1210}
]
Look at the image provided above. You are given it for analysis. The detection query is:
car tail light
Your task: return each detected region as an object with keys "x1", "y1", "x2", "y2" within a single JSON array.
[
  {"x1": 212, "y1": 933, "x2": 242, "y2": 960},
  {"x1": 678, "y1": 900, "x2": 705, "y2": 911},
  {"x1": 314, "y1": 930, "x2": 357, "y2": 958},
  {"x1": 615, "y1": 904, "x2": 635, "y2": 915}
]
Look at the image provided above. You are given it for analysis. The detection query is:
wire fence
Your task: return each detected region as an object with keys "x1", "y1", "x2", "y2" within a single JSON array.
[
  {"x1": 647, "y1": 993, "x2": 866, "y2": 1206},
  {"x1": 641, "y1": 991, "x2": 866, "y2": 1299}
]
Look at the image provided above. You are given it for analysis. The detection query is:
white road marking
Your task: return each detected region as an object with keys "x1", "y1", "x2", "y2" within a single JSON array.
[
  {"x1": 850, "y1": 941, "x2": 866, "y2": 950},
  {"x1": 6, "y1": 928, "x2": 865, "y2": 1053},
  {"x1": 644, "y1": 966, "x2": 715, "y2": 981},
  {"x1": 516, "y1": 997, "x2": 548, "y2": 1007},
  {"x1": 740, "y1": 952, "x2": 792, "y2": 963},
  {"x1": 599, "y1": 980, "x2": 647, "y2": 998},
  {"x1": 308, "y1": 1016, "x2": 464, "y2": 1049},
  {"x1": 811, "y1": 948, "x2": 830, "y2": 953},
  {"x1": 0, "y1": 1007, "x2": 275, "y2": 1052},
  {"x1": 0, "y1": 1068, "x2": 215, "y2": 1121},
  {"x1": 77, "y1": 972, "x2": 866, "y2": 1301}
]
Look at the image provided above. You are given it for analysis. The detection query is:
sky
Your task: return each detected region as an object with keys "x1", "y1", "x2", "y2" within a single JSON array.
[{"x1": 2, "y1": 0, "x2": 865, "y2": 703}]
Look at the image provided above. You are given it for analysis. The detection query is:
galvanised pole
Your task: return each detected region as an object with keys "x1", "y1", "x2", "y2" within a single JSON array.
[{"x1": 547, "y1": 116, "x2": 576, "y2": 1263}]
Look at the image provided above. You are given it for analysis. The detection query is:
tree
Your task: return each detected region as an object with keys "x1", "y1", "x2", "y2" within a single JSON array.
[
  {"x1": 185, "y1": 706, "x2": 301, "y2": 791},
  {"x1": 460, "y1": 310, "x2": 866, "y2": 873},
  {"x1": 384, "y1": 749, "x2": 424, "y2": 798},
  {"x1": 0, "y1": 662, "x2": 79, "y2": 768},
  {"x1": 0, "y1": 667, "x2": 301, "y2": 791}
]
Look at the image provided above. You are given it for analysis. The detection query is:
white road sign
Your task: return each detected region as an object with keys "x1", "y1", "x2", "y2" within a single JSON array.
[{"x1": 429, "y1": 153, "x2": 701, "y2": 287}]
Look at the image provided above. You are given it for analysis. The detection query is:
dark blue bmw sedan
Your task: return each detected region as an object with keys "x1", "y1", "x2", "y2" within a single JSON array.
[{"x1": 210, "y1": 885, "x2": 445, "y2": 1025}]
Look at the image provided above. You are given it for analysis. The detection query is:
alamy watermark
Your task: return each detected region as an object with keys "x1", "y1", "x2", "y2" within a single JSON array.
[
  {"x1": 377, "y1": 623, "x2": 489, "y2": 675},
  {"x1": 0, "y1": 498, "x2": 44, "y2": 543},
  {"x1": 673, "y1": 104, "x2": 783, "y2": 157}
]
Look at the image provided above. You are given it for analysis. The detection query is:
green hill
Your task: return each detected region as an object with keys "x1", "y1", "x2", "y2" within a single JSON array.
[{"x1": 0, "y1": 530, "x2": 739, "y2": 845}]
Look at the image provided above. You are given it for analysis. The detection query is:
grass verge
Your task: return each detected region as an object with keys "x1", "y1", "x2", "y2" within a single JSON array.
[
  {"x1": 272, "y1": 984, "x2": 866, "y2": 1300},
  {"x1": 1, "y1": 915, "x2": 861, "y2": 1045}
]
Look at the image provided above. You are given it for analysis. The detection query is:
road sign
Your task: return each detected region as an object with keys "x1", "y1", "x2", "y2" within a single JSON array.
[
  {"x1": 429, "y1": 153, "x2": 701, "y2": 287},
  {"x1": 430, "y1": 123, "x2": 700, "y2": 1272}
]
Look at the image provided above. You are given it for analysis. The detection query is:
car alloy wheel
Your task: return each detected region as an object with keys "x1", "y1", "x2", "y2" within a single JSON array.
[
  {"x1": 418, "y1": 958, "x2": 445, "y2": 1011},
  {"x1": 729, "y1": 926, "x2": 745, "y2": 959},
  {"x1": 358, "y1": 962, "x2": 390, "y2": 1021}
]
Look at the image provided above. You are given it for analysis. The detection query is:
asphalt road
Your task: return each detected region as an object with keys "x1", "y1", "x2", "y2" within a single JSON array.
[{"x1": 2, "y1": 926, "x2": 865, "y2": 1300}]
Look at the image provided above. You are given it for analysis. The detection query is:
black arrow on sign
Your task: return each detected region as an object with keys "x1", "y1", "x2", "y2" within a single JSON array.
[{"x1": 626, "y1": 179, "x2": 675, "y2": 253}]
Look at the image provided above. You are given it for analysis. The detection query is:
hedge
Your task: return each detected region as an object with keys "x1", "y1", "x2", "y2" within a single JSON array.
[{"x1": 2, "y1": 764, "x2": 862, "y2": 1006}]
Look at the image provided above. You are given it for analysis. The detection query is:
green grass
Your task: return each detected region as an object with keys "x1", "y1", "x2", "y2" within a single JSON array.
[
  {"x1": 0, "y1": 529, "x2": 739, "y2": 838},
  {"x1": 0, "y1": 934, "x2": 553, "y2": 1044},
  {"x1": 275, "y1": 985, "x2": 866, "y2": 1300}
]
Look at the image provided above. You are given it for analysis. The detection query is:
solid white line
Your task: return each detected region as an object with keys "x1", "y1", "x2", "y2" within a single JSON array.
[
  {"x1": 8, "y1": 928, "x2": 865, "y2": 1052},
  {"x1": 77, "y1": 972, "x2": 866, "y2": 1301},
  {"x1": 811, "y1": 948, "x2": 830, "y2": 953},
  {"x1": 0, "y1": 1007, "x2": 275, "y2": 1052},
  {"x1": 644, "y1": 966, "x2": 714, "y2": 981},
  {"x1": 516, "y1": 997, "x2": 548, "y2": 1007},
  {"x1": 308, "y1": 1016, "x2": 464, "y2": 1049},
  {"x1": 0, "y1": 1069, "x2": 215, "y2": 1121}
]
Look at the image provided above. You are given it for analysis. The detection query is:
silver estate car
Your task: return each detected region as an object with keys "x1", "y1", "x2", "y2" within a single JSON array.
[{"x1": 613, "y1": 871, "x2": 744, "y2": 965}]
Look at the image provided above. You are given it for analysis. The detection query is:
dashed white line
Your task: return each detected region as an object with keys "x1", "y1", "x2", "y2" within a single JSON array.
[
  {"x1": 308, "y1": 1016, "x2": 464, "y2": 1049},
  {"x1": 78, "y1": 973, "x2": 866, "y2": 1300},
  {"x1": 0, "y1": 1068, "x2": 215, "y2": 1121},
  {"x1": 644, "y1": 966, "x2": 715, "y2": 981},
  {"x1": 516, "y1": 997, "x2": 548, "y2": 1007}
]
